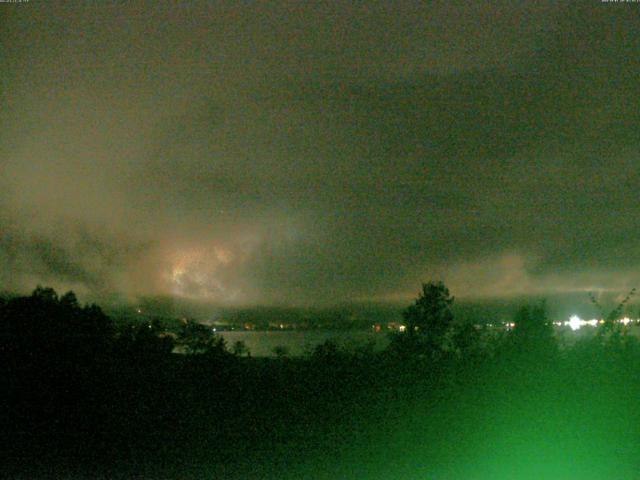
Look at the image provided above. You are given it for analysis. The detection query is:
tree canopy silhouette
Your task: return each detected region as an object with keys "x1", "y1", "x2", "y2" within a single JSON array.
[
  {"x1": 396, "y1": 281, "x2": 455, "y2": 357},
  {"x1": 0, "y1": 286, "x2": 114, "y2": 368},
  {"x1": 508, "y1": 301, "x2": 557, "y2": 359}
]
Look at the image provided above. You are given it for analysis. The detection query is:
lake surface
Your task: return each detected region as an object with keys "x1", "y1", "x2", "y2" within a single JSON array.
[
  {"x1": 215, "y1": 324, "x2": 640, "y2": 357},
  {"x1": 217, "y1": 330, "x2": 390, "y2": 357}
]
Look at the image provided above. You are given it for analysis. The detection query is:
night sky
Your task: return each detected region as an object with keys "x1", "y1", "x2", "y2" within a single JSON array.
[{"x1": 1, "y1": 2, "x2": 639, "y2": 307}]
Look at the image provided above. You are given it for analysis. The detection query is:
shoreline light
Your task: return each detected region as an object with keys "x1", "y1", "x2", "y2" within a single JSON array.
[
  {"x1": 568, "y1": 315, "x2": 582, "y2": 331},
  {"x1": 563, "y1": 315, "x2": 636, "y2": 331}
]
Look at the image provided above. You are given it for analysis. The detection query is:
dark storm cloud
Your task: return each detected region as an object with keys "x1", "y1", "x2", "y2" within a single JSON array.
[
  {"x1": 1, "y1": 1, "x2": 639, "y2": 304},
  {"x1": 0, "y1": 215, "x2": 152, "y2": 296}
]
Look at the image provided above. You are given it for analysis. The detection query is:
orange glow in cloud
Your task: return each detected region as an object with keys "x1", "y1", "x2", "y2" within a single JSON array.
[{"x1": 162, "y1": 244, "x2": 238, "y2": 300}]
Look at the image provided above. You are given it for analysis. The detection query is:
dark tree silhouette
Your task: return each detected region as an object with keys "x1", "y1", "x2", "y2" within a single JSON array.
[
  {"x1": 231, "y1": 340, "x2": 250, "y2": 357},
  {"x1": 399, "y1": 281, "x2": 454, "y2": 356},
  {"x1": 509, "y1": 301, "x2": 557, "y2": 358},
  {"x1": 311, "y1": 340, "x2": 339, "y2": 361},
  {"x1": 451, "y1": 321, "x2": 484, "y2": 359},
  {"x1": 273, "y1": 344, "x2": 290, "y2": 359},
  {"x1": 0, "y1": 286, "x2": 114, "y2": 367},
  {"x1": 589, "y1": 288, "x2": 636, "y2": 334},
  {"x1": 179, "y1": 319, "x2": 211, "y2": 353},
  {"x1": 59, "y1": 290, "x2": 79, "y2": 309},
  {"x1": 115, "y1": 319, "x2": 175, "y2": 359},
  {"x1": 179, "y1": 318, "x2": 228, "y2": 358}
]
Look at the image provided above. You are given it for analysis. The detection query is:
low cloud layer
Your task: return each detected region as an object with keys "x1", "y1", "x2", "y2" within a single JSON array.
[{"x1": 1, "y1": 2, "x2": 639, "y2": 306}]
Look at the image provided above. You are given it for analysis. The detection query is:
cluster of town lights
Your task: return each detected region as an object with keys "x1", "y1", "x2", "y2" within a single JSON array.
[
  {"x1": 393, "y1": 317, "x2": 637, "y2": 333},
  {"x1": 564, "y1": 315, "x2": 634, "y2": 331}
]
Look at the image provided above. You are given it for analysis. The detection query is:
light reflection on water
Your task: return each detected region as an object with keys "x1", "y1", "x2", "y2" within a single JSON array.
[{"x1": 216, "y1": 330, "x2": 390, "y2": 357}]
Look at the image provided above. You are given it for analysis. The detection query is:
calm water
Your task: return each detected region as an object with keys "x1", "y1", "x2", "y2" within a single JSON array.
[
  {"x1": 217, "y1": 330, "x2": 390, "y2": 357},
  {"x1": 215, "y1": 324, "x2": 640, "y2": 357}
]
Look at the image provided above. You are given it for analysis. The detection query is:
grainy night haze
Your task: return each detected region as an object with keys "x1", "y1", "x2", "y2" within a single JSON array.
[
  {"x1": 1, "y1": 1, "x2": 639, "y2": 308},
  {"x1": 6, "y1": 5, "x2": 640, "y2": 480}
]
